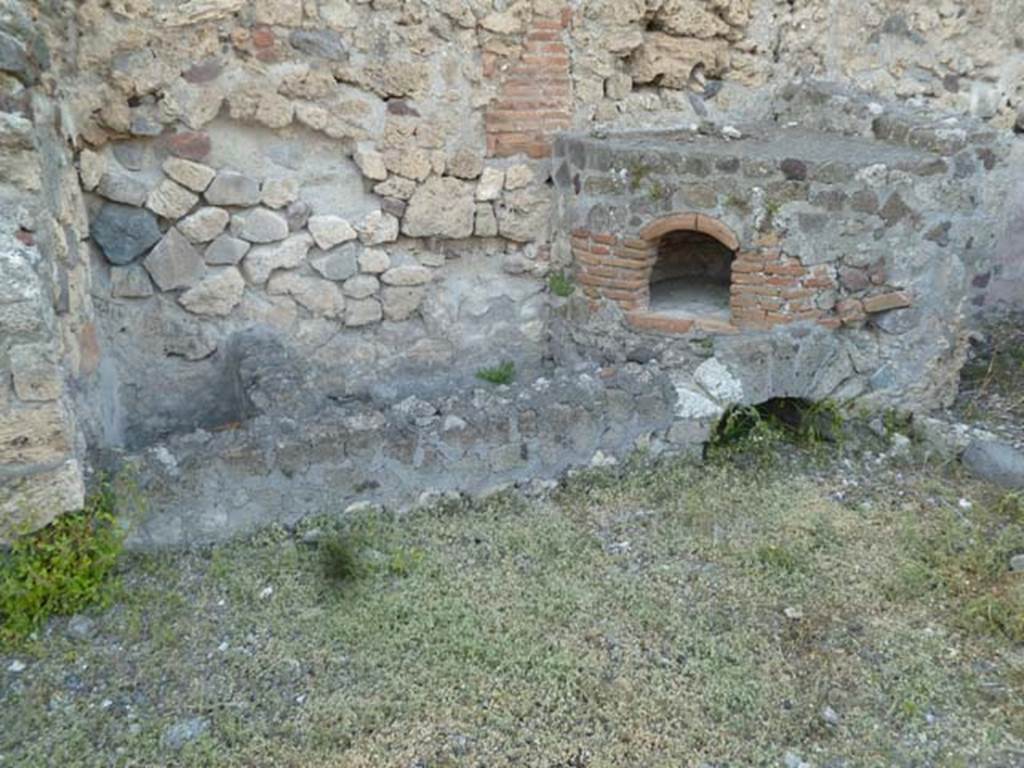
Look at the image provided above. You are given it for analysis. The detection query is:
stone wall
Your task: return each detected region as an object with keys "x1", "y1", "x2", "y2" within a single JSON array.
[{"x1": 0, "y1": 0, "x2": 1022, "y2": 540}]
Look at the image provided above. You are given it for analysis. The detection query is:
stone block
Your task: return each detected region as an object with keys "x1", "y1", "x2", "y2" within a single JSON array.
[
  {"x1": 147, "y1": 179, "x2": 200, "y2": 220},
  {"x1": 402, "y1": 177, "x2": 475, "y2": 239},
  {"x1": 179, "y1": 268, "x2": 246, "y2": 316},
  {"x1": 357, "y1": 210, "x2": 399, "y2": 245},
  {"x1": 111, "y1": 265, "x2": 155, "y2": 298},
  {"x1": 163, "y1": 157, "x2": 216, "y2": 192},
  {"x1": 144, "y1": 227, "x2": 206, "y2": 291},
  {"x1": 267, "y1": 272, "x2": 345, "y2": 318},
  {"x1": 358, "y1": 248, "x2": 390, "y2": 274},
  {"x1": 97, "y1": 173, "x2": 149, "y2": 206},
  {"x1": 447, "y1": 147, "x2": 483, "y2": 180},
  {"x1": 205, "y1": 171, "x2": 261, "y2": 207},
  {"x1": 9, "y1": 344, "x2": 61, "y2": 402},
  {"x1": 504, "y1": 164, "x2": 533, "y2": 190},
  {"x1": 345, "y1": 297, "x2": 383, "y2": 326},
  {"x1": 476, "y1": 167, "x2": 504, "y2": 201},
  {"x1": 0, "y1": 403, "x2": 73, "y2": 465},
  {"x1": 342, "y1": 274, "x2": 379, "y2": 299},
  {"x1": 205, "y1": 235, "x2": 250, "y2": 265},
  {"x1": 261, "y1": 178, "x2": 299, "y2": 209},
  {"x1": 308, "y1": 215, "x2": 357, "y2": 249},
  {"x1": 178, "y1": 207, "x2": 229, "y2": 243},
  {"x1": 232, "y1": 208, "x2": 289, "y2": 243},
  {"x1": 381, "y1": 265, "x2": 431, "y2": 286},
  {"x1": 0, "y1": 461, "x2": 85, "y2": 539},
  {"x1": 863, "y1": 291, "x2": 911, "y2": 313},
  {"x1": 373, "y1": 176, "x2": 417, "y2": 200},
  {"x1": 91, "y1": 203, "x2": 162, "y2": 265},
  {"x1": 242, "y1": 232, "x2": 313, "y2": 284},
  {"x1": 78, "y1": 149, "x2": 105, "y2": 191},
  {"x1": 354, "y1": 147, "x2": 387, "y2": 181},
  {"x1": 310, "y1": 246, "x2": 358, "y2": 281},
  {"x1": 382, "y1": 286, "x2": 425, "y2": 321},
  {"x1": 475, "y1": 203, "x2": 498, "y2": 236}
]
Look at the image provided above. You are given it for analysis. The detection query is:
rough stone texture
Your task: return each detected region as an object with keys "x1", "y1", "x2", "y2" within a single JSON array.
[
  {"x1": 382, "y1": 286, "x2": 425, "y2": 321},
  {"x1": 147, "y1": 179, "x2": 200, "y2": 220},
  {"x1": 353, "y1": 148, "x2": 387, "y2": 181},
  {"x1": 267, "y1": 272, "x2": 345, "y2": 318},
  {"x1": 144, "y1": 228, "x2": 206, "y2": 291},
  {"x1": 232, "y1": 208, "x2": 289, "y2": 244},
  {"x1": 962, "y1": 440, "x2": 1024, "y2": 489},
  {"x1": 204, "y1": 235, "x2": 250, "y2": 265},
  {"x1": 0, "y1": 461, "x2": 84, "y2": 539},
  {"x1": 310, "y1": 247, "x2": 358, "y2": 281},
  {"x1": 358, "y1": 248, "x2": 389, "y2": 274},
  {"x1": 342, "y1": 274, "x2": 379, "y2": 299},
  {"x1": 163, "y1": 158, "x2": 216, "y2": 192},
  {"x1": 10, "y1": 344, "x2": 61, "y2": 402},
  {"x1": 345, "y1": 297, "x2": 383, "y2": 327},
  {"x1": 111, "y1": 265, "x2": 155, "y2": 298},
  {"x1": 308, "y1": 215, "x2": 357, "y2": 250},
  {"x1": 260, "y1": 178, "x2": 299, "y2": 209},
  {"x1": 179, "y1": 268, "x2": 246, "y2": 316},
  {"x1": 178, "y1": 207, "x2": 229, "y2": 243},
  {"x1": 242, "y1": 233, "x2": 313, "y2": 284},
  {"x1": 357, "y1": 210, "x2": 399, "y2": 246},
  {"x1": 204, "y1": 171, "x2": 261, "y2": 207},
  {"x1": 382, "y1": 265, "x2": 431, "y2": 287},
  {"x1": 91, "y1": 204, "x2": 162, "y2": 265},
  {"x1": 97, "y1": 173, "x2": 149, "y2": 206},
  {"x1": 402, "y1": 177, "x2": 475, "y2": 239}
]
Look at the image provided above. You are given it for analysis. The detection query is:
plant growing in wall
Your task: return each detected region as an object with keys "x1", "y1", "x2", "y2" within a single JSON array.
[
  {"x1": 476, "y1": 361, "x2": 516, "y2": 385},
  {"x1": 548, "y1": 271, "x2": 575, "y2": 297}
]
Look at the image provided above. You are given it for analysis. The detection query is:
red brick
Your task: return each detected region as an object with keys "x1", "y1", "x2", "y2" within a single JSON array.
[{"x1": 626, "y1": 312, "x2": 695, "y2": 334}]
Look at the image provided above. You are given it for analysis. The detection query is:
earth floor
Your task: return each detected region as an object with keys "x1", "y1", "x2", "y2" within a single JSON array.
[{"x1": 1, "y1": 430, "x2": 1022, "y2": 767}]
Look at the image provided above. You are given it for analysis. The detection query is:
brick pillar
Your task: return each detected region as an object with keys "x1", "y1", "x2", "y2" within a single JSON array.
[{"x1": 484, "y1": 9, "x2": 572, "y2": 159}]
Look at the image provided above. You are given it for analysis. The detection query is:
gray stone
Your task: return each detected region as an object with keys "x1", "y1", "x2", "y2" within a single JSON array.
[
  {"x1": 694, "y1": 358, "x2": 743, "y2": 403},
  {"x1": 0, "y1": 30, "x2": 29, "y2": 79},
  {"x1": 286, "y1": 200, "x2": 312, "y2": 231},
  {"x1": 143, "y1": 227, "x2": 206, "y2": 291},
  {"x1": 447, "y1": 147, "x2": 483, "y2": 180},
  {"x1": 162, "y1": 718, "x2": 209, "y2": 751},
  {"x1": 288, "y1": 29, "x2": 347, "y2": 61},
  {"x1": 402, "y1": 177, "x2": 475, "y2": 239},
  {"x1": 205, "y1": 171, "x2": 261, "y2": 206},
  {"x1": 97, "y1": 173, "x2": 149, "y2": 206},
  {"x1": 232, "y1": 208, "x2": 289, "y2": 243},
  {"x1": 9, "y1": 344, "x2": 61, "y2": 402},
  {"x1": 179, "y1": 268, "x2": 246, "y2": 316},
  {"x1": 381, "y1": 265, "x2": 431, "y2": 286},
  {"x1": 476, "y1": 167, "x2": 504, "y2": 201},
  {"x1": 342, "y1": 273, "x2": 379, "y2": 299},
  {"x1": 354, "y1": 148, "x2": 387, "y2": 181},
  {"x1": 111, "y1": 264, "x2": 155, "y2": 298},
  {"x1": 345, "y1": 297, "x2": 383, "y2": 326},
  {"x1": 204, "y1": 235, "x2": 250, "y2": 265},
  {"x1": 178, "y1": 207, "x2": 229, "y2": 243},
  {"x1": 91, "y1": 204, "x2": 162, "y2": 265},
  {"x1": 242, "y1": 232, "x2": 313, "y2": 284},
  {"x1": 357, "y1": 211, "x2": 399, "y2": 246},
  {"x1": 382, "y1": 286, "x2": 425, "y2": 321},
  {"x1": 66, "y1": 614, "x2": 95, "y2": 640},
  {"x1": 474, "y1": 203, "x2": 498, "y2": 237},
  {"x1": 260, "y1": 178, "x2": 299, "y2": 209},
  {"x1": 962, "y1": 440, "x2": 1024, "y2": 489},
  {"x1": 267, "y1": 272, "x2": 345, "y2": 318},
  {"x1": 112, "y1": 140, "x2": 146, "y2": 171},
  {"x1": 310, "y1": 247, "x2": 358, "y2": 281},
  {"x1": 1010, "y1": 554, "x2": 1024, "y2": 573},
  {"x1": 496, "y1": 187, "x2": 551, "y2": 243}
]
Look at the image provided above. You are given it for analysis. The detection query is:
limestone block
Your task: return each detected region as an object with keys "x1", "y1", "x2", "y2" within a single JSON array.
[
  {"x1": 267, "y1": 272, "x2": 345, "y2": 318},
  {"x1": 0, "y1": 461, "x2": 85, "y2": 538},
  {"x1": 147, "y1": 179, "x2": 200, "y2": 220},
  {"x1": 9, "y1": 344, "x2": 61, "y2": 402},
  {"x1": 163, "y1": 157, "x2": 216, "y2": 192},
  {"x1": 91, "y1": 204, "x2": 162, "y2": 265},
  {"x1": 143, "y1": 227, "x2": 206, "y2": 291},
  {"x1": 358, "y1": 248, "x2": 390, "y2": 274},
  {"x1": 673, "y1": 385, "x2": 723, "y2": 420},
  {"x1": 476, "y1": 167, "x2": 504, "y2": 201},
  {"x1": 261, "y1": 178, "x2": 300, "y2": 209},
  {"x1": 111, "y1": 264, "x2": 155, "y2": 298},
  {"x1": 504, "y1": 164, "x2": 533, "y2": 190},
  {"x1": 448, "y1": 147, "x2": 484, "y2": 180},
  {"x1": 354, "y1": 148, "x2": 387, "y2": 181},
  {"x1": 79, "y1": 149, "x2": 106, "y2": 191},
  {"x1": 474, "y1": 203, "x2": 498, "y2": 236},
  {"x1": 496, "y1": 187, "x2": 551, "y2": 242},
  {"x1": 178, "y1": 207, "x2": 229, "y2": 243},
  {"x1": 308, "y1": 215, "x2": 357, "y2": 249},
  {"x1": 242, "y1": 232, "x2": 313, "y2": 284},
  {"x1": 205, "y1": 171, "x2": 261, "y2": 207},
  {"x1": 0, "y1": 402, "x2": 73, "y2": 465},
  {"x1": 204, "y1": 235, "x2": 250, "y2": 265},
  {"x1": 693, "y1": 358, "x2": 743, "y2": 403},
  {"x1": 232, "y1": 208, "x2": 289, "y2": 243},
  {"x1": 374, "y1": 176, "x2": 417, "y2": 200},
  {"x1": 255, "y1": 93, "x2": 294, "y2": 129},
  {"x1": 630, "y1": 32, "x2": 729, "y2": 89},
  {"x1": 97, "y1": 173, "x2": 149, "y2": 206},
  {"x1": 383, "y1": 148, "x2": 431, "y2": 181},
  {"x1": 179, "y1": 268, "x2": 246, "y2": 316},
  {"x1": 382, "y1": 286, "x2": 425, "y2": 321},
  {"x1": 345, "y1": 297, "x2": 383, "y2": 326},
  {"x1": 342, "y1": 273, "x2": 379, "y2": 299},
  {"x1": 357, "y1": 210, "x2": 399, "y2": 245},
  {"x1": 402, "y1": 176, "x2": 475, "y2": 239},
  {"x1": 254, "y1": 0, "x2": 303, "y2": 26}
]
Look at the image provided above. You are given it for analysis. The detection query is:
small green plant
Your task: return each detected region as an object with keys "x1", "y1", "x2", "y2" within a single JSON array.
[
  {"x1": 0, "y1": 478, "x2": 128, "y2": 643},
  {"x1": 627, "y1": 161, "x2": 653, "y2": 191},
  {"x1": 648, "y1": 179, "x2": 668, "y2": 202},
  {"x1": 476, "y1": 360, "x2": 515, "y2": 385},
  {"x1": 321, "y1": 533, "x2": 366, "y2": 583},
  {"x1": 755, "y1": 544, "x2": 807, "y2": 574},
  {"x1": 548, "y1": 270, "x2": 575, "y2": 298}
]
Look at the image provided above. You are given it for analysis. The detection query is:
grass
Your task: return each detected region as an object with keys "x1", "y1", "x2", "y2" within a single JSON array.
[
  {"x1": 475, "y1": 360, "x2": 515, "y2": 385},
  {"x1": 0, "y1": 452, "x2": 1021, "y2": 766},
  {"x1": 548, "y1": 270, "x2": 575, "y2": 298},
  {"x1": 0, "y1": 478, "x2": 129, "y2": 644}
]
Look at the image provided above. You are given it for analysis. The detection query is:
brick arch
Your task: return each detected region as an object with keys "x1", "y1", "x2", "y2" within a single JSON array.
[{"x1": 639, "y1": 212, "x2": 740, "y2": 252}]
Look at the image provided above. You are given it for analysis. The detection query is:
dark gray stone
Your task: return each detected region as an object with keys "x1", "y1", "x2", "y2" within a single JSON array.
[
  {"x1": 0, "y1": 29, "x2": 29, "y2": 79},
  {"x1": 205, "y1": 171, "x2": 260, "y2": 207},
  {"x1": 91, "y1": 204, "x2": 162, "y2": 265},
  {"x1": 288, "y1": 29, "x2": 347, "y2": 61},
  {"x1": 780, "y1": 158, "x2": 808, "y2": 181},
  {"x1": 962, "y1": 440, "x2": 1024, "y2": 489},
  {"x1": 112, "y1": 140, "x2": 147, "y2": 171}
]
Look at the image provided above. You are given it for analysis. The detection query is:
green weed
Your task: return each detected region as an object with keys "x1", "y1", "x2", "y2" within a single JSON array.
[
  {"x1": 0, "y1": 477, "x2": 131, "y2": 644},
  {"x1": 548, "y1": 270, "x2": 575, "y2": 298},
  {"x1": 476, "y1": 360, "x2": 515, "y2": 385}
]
